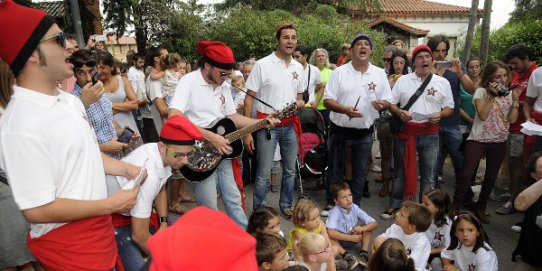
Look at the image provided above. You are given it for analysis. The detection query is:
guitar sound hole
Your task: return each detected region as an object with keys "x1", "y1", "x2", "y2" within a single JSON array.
[
  {"x1": 187, "y1": 142, "x2": 221, "y2": 172},
  {"x1": 216, "y1": 125, "x2": 226, "y2": 135}
]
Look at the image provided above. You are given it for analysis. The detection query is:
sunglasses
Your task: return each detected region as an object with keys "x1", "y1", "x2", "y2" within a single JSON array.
[
  {"x1": 383, "y1": 58, "x2": 392, "y2": 62},
  {"x1": 72, "y1": 60, "x2": 96, "y2": 68},
  {"x1": 40, "y1": 32, "x2": 67, "y2": 49},
  {"x1": 165, "y1": 145, "x2": 194, "y2": 159},
  {"x1": 212, "y1": 66, "x2": 231, "y2": 77}
]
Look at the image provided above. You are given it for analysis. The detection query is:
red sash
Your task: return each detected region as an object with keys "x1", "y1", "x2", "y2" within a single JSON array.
[
  {"x1": 28, "y1": 215, "x2": 117, "y2": 271},
  {"x1": 256, "y1": 111, "x2": 304, "y2": 160},
  {"x1": 233, "y1": 157, "x2": 246, "y2": 211},
  {"x1": 399, "y1": 122, "x2": 440, "y2": 201}
]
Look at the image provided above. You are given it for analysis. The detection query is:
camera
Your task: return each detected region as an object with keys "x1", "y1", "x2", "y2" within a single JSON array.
[
  {"x1": 436, "y1": 61, "x2": 451, "y2": 69},
  {"x1": 95, "y1": 35, "x2": 106, "y2": 42},
  {"x1": 490, "y1": 82, "x2": 511, "y2": 97},
  {"x1": 91, "y1": 70, "x2": 99, "y2": 85},
  {"x1": 536, "y1": 214, "x2": 542, "y2": 228}
]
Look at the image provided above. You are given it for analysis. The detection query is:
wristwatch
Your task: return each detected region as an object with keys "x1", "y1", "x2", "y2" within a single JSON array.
[{"x1": 159, "y1": 216, "x2": 169, "y2": 224}]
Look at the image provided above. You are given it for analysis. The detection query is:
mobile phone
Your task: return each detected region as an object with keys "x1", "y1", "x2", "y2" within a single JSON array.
[
  {"x1": 118, "y1": 127, "x2": 135, "y2": 143},
  {"x1": 122, "y1": 168, "x2": 147, "y2": 190},
  {"x1": 95, "y1": 35, "x2": 106, "y2": 42},
  {"x1": 91, "y1": 70, "x2": 99, "y2": 85},
  {"x1": 436, "y1": 61, "x2": 452, "y2": 69}
]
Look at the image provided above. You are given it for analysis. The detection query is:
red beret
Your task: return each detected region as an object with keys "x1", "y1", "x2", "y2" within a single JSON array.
[
  {"x1": 197, "y1": 41, "x2": 235, "y2": 70},
  {"x1": 0, "y1": 0, "x2": 55, "y2": 75},
  {"x1": 147, "y1": 207, "x2": 258, "y2": 271},
  {"x1": 159, "y1": 115, "x2": 202, "y2": 145},
  {"x1": 412, "y1": 44, "x2": 432, "y2": 60}
]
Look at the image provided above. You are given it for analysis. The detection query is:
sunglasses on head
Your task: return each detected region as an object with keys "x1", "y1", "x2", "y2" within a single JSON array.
[
  {"x1": 72, "y1": 60, "x2": 97, "y2": 68},
  {"x1": 40, "y1": 32, "x2": 67, "y2": 49}
]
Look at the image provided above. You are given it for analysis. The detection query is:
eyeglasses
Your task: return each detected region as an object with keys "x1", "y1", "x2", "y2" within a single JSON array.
[
  {"x1": 165, "y1": 145, "x2": 193, "y2": 159},
  {"x1": 40, "y1": 32, "x2": 67, "y2": 49},
  {"x1": 212, "y1": 66, "x2": 232, "y2": 77},
  {"x1": 383, "y1": 58, "x2": 392, "y2": 62},
  {"x1": 73, "y1": 60, "x2": 97, "y2": 68}
]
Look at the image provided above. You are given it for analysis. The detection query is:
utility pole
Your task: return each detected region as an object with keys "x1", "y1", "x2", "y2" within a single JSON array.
[{"x1": 69, "y1": 0, "x2": 85, "y2": 48}]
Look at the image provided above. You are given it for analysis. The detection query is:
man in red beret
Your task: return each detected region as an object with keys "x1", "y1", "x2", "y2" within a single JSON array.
[
  {"x1": 381, "y1": 44, "x2": 454, "y2": 219},
  {"x1": 168, "y1": 41, "x2": 279, "y2": 229},
  {"x1": 0, "y1": 1, "x2": 142, "y2": 270},
  {"x1": 243, "y1": 24, "x2": 305, "y2": 218},
  {"x1": 106, "y1": 115, "x2": 202, "y2": 270}
]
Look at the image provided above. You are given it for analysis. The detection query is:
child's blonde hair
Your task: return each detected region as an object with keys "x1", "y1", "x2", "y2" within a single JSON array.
[
  {"x1": 292, "y1": 198, "x2": 319, "y2": 226},
  {"x1": 295, "y1": 232, "x2": 327, "y2": 258},
  {"x1": 162, "y1": 53, "x2": 182, "y2": 68},
  {"x1": 232, "y1": 75, "x2": 244, "y2": 85}
]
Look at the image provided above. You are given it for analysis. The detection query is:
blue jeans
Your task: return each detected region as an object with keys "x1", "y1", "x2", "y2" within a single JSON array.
[
  {"x1": 326, "y1": 129, "x2": 373, "y2": 206},
  {"x1": 114, "y1": 225, "x2": 144, "y2": 271},
  {"x1": 434, "y1": 125, "x2": 464, "y2": 188},
  {"x1": 389, "y1": 134, "x2": 438, "y2": 209},
  {"x1": 253, "y1": 125, "x2": 298, "y2": 211},
  {"x1": 189, "y1": 160, "x2": 248, "y2": 229}
]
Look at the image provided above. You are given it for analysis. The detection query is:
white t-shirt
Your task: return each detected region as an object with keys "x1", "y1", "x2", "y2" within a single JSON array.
[
  {"x1": 302, "y1": 64, "x2": 322, "y2": 103},
  {"x1": 324, "y1": 62, "x2": 392, "y2": 128},
  {"x1": 424, "y1": 216, "x2": 452, "y2": 249},
  {"x1": 170, "y1": 69, "x2": 236, "y2": 128},
  {"x1": 128, "y1": 66, "x2": 146, "y2": 99},
  {"x1": 106, "y1": 143, "x2": 171, "y2": 219},
  {"x1": 245, "y1": 52, "x2": 304, "y2": 114},
  {"x1": 380, "y1": 224, "x2": 431, "y2": 271},
  {"x1": 526, "y1": 66, "x2": 542, "y2": 112},
  {"x1": 0, "y1": 86, "x2": 107, "y2": 238},
  {"x1": 390, "y1": 73, "x2": 455, "y2": 121},
  {"x1": 441, "y1": 242, "x2": 498, "y2": 271}
]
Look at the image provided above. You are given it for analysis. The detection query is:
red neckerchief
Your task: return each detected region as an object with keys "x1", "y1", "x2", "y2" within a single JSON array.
[
  {"x1": 399, "y1": 122, "x2": 439, "y2": 201},
  {"x1": 256, "y1": 111, "x2": 303, "y2": 160}
]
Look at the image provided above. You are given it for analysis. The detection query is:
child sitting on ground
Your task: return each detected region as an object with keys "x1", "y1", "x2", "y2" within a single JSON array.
[
  {"x1": 325, "y1": 182, "x2": 378, "y2": 267},
  {"x1": 256, "y1": 233, "x2": 290, "y2": 271},
  {"x1": 422, "y1": 189, "x2": 453, "y2": 271},
  {"x1": 366, "y1": 238, "x2": 415, "y2": 271},
  {"x1": 441, "y1": 211, "x2": 498, "y2": 271},
  {"x1": 248, "y1": 206, "x2": 283, "y2": 236},
  {"x1": 287, "y1": 198, "x2": 341, "y2": 270},
  {"x1": 374, "y1": 201, "x2": 432, "y2": 271},
  {"x1": 295, "y1": 233, "x2": 332, "y2": 271}
]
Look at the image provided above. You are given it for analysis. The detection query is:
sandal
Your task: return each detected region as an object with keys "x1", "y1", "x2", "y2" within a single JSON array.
[
  {"x1": 179, "y1": 196, "x2": 196, "y2": 203},
  {"x1": 168, "y1": 202, "x2": 187, "y2": 215}
]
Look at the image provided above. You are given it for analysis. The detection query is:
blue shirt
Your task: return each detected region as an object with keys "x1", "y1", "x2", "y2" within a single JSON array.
[
  {"x1": 325, "y1": 204, "x2": 376, "y2": 234},
  {"x1": 440, "y1": 66, "x2": 467, "y2": 127},
  {"x1": 71, "y1": 84, "x2": 121, "y2": 159}
]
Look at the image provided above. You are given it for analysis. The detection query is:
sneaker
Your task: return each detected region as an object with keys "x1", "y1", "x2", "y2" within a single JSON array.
[
  {"x1": 496, "y1": 201, "x2": 515, "y2": 215},
  {"x1": 342, "y1": 251, "x2": 359, "y2": 270},
  {"x1": 511, "y1": 221, "x2": 523, "y2": 233},
  {"x1": 489, "y1": 191, "x2": 510, "y2": 202},
  {"x1": 380, "y1": 208, "x2": 398, "y2": 220},
  {"x1": 321, "y1": 204, "x2": 334, "y2": 217},
  {"x1": 335, "y1": 257, "x2": 349, "y2": 270},
  {"x1": 358, "y1": 250, "x2": 369, "y2": 267},
  {"x1": 280, "y1": 209, "x2": 293, "y2": 220},
  {"x1": 270, "y1": 184, "x2": 278, "y2": 193}
]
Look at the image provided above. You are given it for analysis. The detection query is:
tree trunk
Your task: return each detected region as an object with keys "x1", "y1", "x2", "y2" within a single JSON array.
[
  {"x1": 479, "y1": 0, "x2": 492, "y2": 66},
  {"x1": 132, "y1": 4, "x2": 147, "y2": 54},
  {"x1": 462, "y1": 0, "x2": 480, "y2": 64}
]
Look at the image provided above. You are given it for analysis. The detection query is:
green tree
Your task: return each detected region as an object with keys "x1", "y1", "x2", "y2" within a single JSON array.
[{"x1": 510, "y1": 0, "x2": 542, "y2": 22}]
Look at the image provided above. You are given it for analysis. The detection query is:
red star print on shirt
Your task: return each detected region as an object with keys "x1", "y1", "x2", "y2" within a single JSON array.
[
  {"x1": 427, "y1": 87, "x2": 437, "y2": 96},
  {"x1": 367, "y1": 81, "x2": 377, "y2": 91},
  {"x1": 434, "y1": 231, "x2": 444, "y2": 241},
  {"x1": 292, "y1": 71, "x2": 299, "y2": 80}
]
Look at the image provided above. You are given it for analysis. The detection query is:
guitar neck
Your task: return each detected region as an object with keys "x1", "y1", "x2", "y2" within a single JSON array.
[{"x1": 225, "y1": 119, "x2": 269, "y2": 142}]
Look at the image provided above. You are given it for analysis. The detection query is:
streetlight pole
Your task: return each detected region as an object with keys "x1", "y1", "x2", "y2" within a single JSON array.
[{"x1": 68, "y1": 0, "x2": 85, "y2": 48}]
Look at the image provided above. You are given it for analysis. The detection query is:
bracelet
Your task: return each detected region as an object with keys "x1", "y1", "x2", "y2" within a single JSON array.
[{"x1": 159, "y1": 216, "x2": 169, "y2": 224}]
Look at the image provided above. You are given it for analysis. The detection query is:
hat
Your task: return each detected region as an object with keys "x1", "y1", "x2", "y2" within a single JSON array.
[
  {"x1": 147, "y1": 207, "x2": 258, "y2": 271},
  {"x1": 351, "y1": 33, "x2": 373, "y2": 49},
  {"x1": 0, "y1": 0, "x2": 55, "y2": 75},
  {"x1": 197, "y1": 41, "x2": 235, "y2": 70},
  {"x1": 412, "y1": 44, "x2": 432, "y2": 60},
  {"x1": 159, "y1": 115, "x2": 202, "y2": 145}
]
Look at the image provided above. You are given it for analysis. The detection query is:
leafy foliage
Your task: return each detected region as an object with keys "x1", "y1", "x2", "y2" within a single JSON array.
[
  {"x1": 204, "y1": 8, "x2": 385, "y2": 64},
  {"x1": 510, "y1": 0, "x2": 542, "y2": 22},
  {"x1": 459, "y1": 19, "x2": 542, "y2": 64}
]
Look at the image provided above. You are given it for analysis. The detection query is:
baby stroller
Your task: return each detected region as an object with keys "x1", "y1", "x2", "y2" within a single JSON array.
[{"x1": 296, "y1": 107, "x2": 328, "y2": 192}]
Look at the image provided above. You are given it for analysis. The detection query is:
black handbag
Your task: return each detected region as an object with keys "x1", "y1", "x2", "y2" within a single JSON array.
[{"x1": 389, "y1": 73, "x2": 433, "y2": 133}]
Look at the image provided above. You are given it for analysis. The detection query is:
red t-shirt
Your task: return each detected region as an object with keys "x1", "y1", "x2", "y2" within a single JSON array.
[{"x1": 509, "y1": 63, "x2": 539, "y2": 133}]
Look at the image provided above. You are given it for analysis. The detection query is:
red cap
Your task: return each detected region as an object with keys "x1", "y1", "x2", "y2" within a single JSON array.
[
  {"x1": 0, "y1": 0, "x2": 55, "y2": 75},
  {"x1": 147, "y1": 207, "x2": 258, "y2": 271},
  {"x1": 159, "y1": 115, "x2": 202, "y2": 145},
  {"x1": 412, "y1": 44, "x2": 432, "y2": 60},
  {"x1": 197, "y1": 41, "x2": 235, "y2": 70}
]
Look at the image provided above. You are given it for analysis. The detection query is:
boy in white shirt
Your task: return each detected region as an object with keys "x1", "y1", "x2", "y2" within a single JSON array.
[{"x1": 374, "y1": 201, "x2": 432, "y2": 271}]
